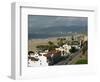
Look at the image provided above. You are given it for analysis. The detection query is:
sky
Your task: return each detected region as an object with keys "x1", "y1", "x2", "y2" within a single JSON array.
[{"x1": 28, "y1": 15, "x2": 87, "y2": 39}]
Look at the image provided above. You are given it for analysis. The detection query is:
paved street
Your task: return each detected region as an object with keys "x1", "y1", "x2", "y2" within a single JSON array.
[{"x1": 55, "y1": 49, "x2": 82, "y2": 65}]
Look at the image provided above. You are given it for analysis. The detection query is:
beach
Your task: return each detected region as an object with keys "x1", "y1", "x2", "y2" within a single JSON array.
[{"x1": 28, "y1": 37, "x2": 60, "y2": 51}]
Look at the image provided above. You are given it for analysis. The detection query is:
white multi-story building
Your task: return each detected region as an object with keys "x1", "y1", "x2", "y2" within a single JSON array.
[
  {"x1": 63, "y1": 44, "x2": 71, "y2": 53},
  {"x1": 55, "y1": 44, "x2": 71, "y2": 56},
  {"x1": 28, "y1": 52, "x2": 48, "y2": 67}
]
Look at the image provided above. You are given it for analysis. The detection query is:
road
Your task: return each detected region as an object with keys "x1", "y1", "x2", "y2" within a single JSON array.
[{"x1": 55, "y1": 49, "x2": 82, "y2": 65}]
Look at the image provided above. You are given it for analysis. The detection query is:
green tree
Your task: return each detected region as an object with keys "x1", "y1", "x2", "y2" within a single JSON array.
[
  {"x1": 36, "y1": 45, "x2": 49, "y2": 51},
  {"x1": 48, "y1": 41, "x2": 54, "y2": 46},
  {"x1": 48, "y1": 41, "x2": 57, "y2": 51},
  {"x1": 71, "y1": 35, "x2": 74, "y2": 45},
  {"x1": 69, "y1": 47, "x2": 78, "y2": 53},
  {"x1": 75, "y1": 59, "x2": 87, "y2": 64},
  {"x1": 82, "y1": 41, "x2": 88, "y2": 54},
  {"x1": 57, "y1": 38, "x2": 66, "y2": 47}
]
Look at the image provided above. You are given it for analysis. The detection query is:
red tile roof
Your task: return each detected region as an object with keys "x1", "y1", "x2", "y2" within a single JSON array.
[{"x1": 44, "y1": 50, "x2": 61, "y2": 57}]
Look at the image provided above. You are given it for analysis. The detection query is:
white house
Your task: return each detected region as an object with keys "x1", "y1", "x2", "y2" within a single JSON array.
[
  {"x1": 63, "y1": 44, "x2": 71, "y2": 53},
  {"x1": 55, "y1": 44, "x2": 71, "y2": 56},
  {"x1": 38, "y1": 55, "x2": 48, "y2": 66},
  {"x1": 28, "y1": 52, "x2": 48, "y2": 67},
  {"x1": 55, "y1": 47, "x2": 65, "y2": 56}
]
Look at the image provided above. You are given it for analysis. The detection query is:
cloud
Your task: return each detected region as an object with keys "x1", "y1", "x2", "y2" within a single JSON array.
[{"x1": 28, "y1": 15, "x2": 87, "y2": 33}]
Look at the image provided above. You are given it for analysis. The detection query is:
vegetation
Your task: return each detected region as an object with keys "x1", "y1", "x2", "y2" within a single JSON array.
[
  {"x1": 71, "y1": 35, "x2": 74, "y2": 41},
  {"x1": 69, "y1": 47, "x2": 78, "y2": 53},
  {"x1": 36, "y1": 45, "x2": 49, "y2": 51},
  {"x1": 75, "y1": 59, "x2": 88, "y2": 64},
  {"x1": 48, "y1": 41, "x2": 57, "y2": 51},
  {"x1": 36, "y1": 41, "x2": 57, "y2": 51},
  {"x1": 82, "y1": 41, "x2": 88, "y2": 54},
  {"x1": 57, "y1": 38, "x2": 67, "y2": 47},
  {"x1": 28, "y1": 51, "x2": 34, "y2": 55},
  {"x1": 36, "y1": 38, "x2": 68, "y2": 51}
]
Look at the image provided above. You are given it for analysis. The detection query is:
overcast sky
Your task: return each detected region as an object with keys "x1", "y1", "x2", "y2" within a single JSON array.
[{"x1": 28, "y1": 15, "x2": 87, "y2": 34}]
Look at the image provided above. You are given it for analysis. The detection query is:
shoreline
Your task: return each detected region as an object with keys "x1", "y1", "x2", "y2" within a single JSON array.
[{"x1": 28, "y1": 34, "x2": 87, "y2": 51}]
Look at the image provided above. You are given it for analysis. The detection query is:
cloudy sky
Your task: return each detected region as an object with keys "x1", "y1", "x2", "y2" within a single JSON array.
[{"x1": 28, "y1": 15, "x2": 87, "y2": 39}]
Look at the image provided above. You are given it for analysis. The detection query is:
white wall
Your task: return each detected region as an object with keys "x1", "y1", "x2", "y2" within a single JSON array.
[{"x1": 0, "y1": 0, "x2": 100, "y2": 81}]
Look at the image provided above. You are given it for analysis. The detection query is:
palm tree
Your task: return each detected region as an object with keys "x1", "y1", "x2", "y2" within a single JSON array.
[
  {"x1": 71, "y1": 35, "x2": 74, "y2": 45},
  {"x1": 82, "y1": 40, "x2": 88, "y2": 55}
]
